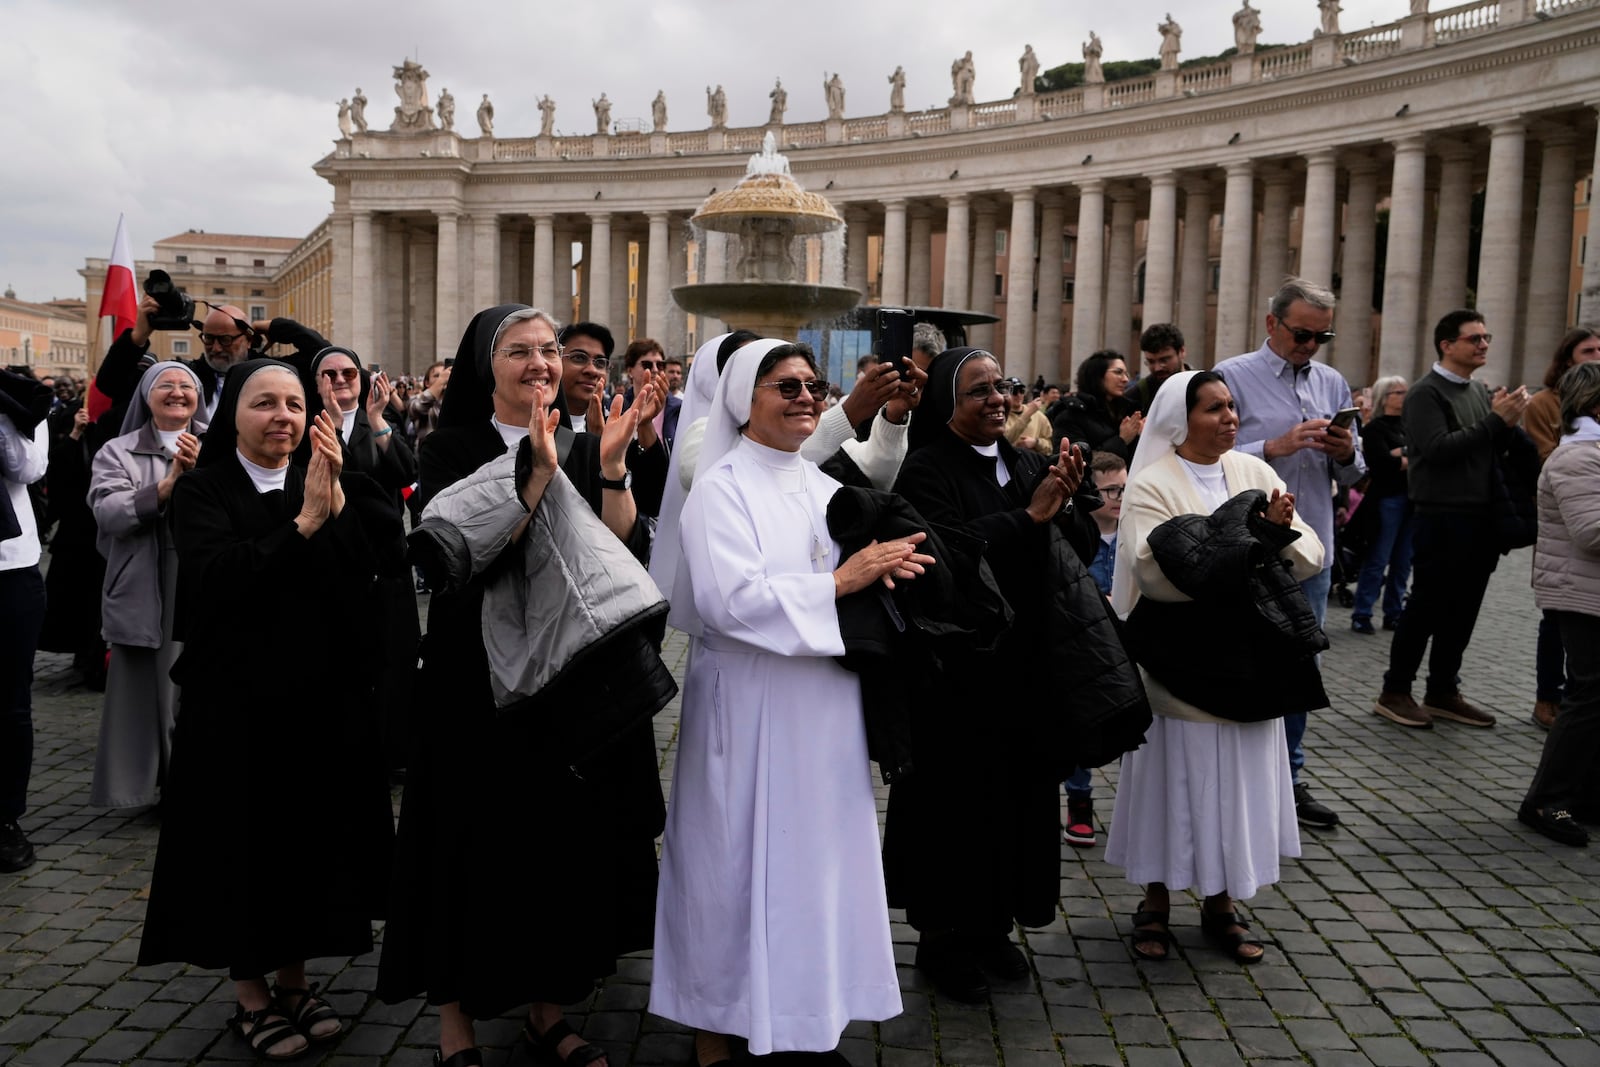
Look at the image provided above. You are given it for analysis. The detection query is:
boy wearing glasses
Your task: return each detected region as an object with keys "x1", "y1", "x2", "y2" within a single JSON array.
[{"x1": 1214, "y1": 277, "x2": 1365, "y2": 832}]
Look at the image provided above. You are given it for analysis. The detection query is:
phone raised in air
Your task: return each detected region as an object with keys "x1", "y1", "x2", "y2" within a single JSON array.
[{"x1": 874, "y1": 307, "x2": 914, "y2": 366}]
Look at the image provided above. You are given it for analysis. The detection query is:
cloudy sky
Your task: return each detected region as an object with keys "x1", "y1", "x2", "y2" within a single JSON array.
[{"x1": 3, "y1": 0, "x2": 1405, "y2": 304}]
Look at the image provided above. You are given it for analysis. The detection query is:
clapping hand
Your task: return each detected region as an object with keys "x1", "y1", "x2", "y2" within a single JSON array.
[
  {"x1": 365, "y1": 370, "x2": 393, "y2": 430},
  {"x1": 834, "y1": 532, "x2": 935, "y2": 597},
  {"x1": 156, "y1": 432, "x2": 201, "y2": 503},
  {"x1": 1263, "y1": 487, "x2": 1296, "y2": 526}
]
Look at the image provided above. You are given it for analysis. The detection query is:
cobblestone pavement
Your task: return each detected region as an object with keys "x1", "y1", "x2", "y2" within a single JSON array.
[{"x1": 5, "y1": 547, "x2": 1600, "y2": 1066}]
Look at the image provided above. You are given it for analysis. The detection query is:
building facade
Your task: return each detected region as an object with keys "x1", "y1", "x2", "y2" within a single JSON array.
[{"x1": 0, "y1": 289, "x2": 88, "y2": 376}]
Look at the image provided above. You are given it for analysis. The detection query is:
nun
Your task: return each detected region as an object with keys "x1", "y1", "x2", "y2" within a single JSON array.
[
  {"x1": 650, "y1": 338, "x2": 929, "y2": 1066},
  {"x1": 137, "y1": 359, "x2": 400, "y2": 1059},
  {"x1": 86, "y1": 361, "x2": 207, "y2": 808},
  {"x1": 376, "y1": 305, "x2": 674, "y2": 1067}
]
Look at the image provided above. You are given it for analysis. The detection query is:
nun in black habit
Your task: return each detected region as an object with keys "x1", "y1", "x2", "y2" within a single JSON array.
[
  {"x1": 137, "y1": 359, "x2": 401, "y2": 1059},
  {"x1": 884, "y1": 347, "x2": 1115, "y2": 1001},
  {"x1": 376, "y1": 305, "x2": 673, "y2": 1067}
]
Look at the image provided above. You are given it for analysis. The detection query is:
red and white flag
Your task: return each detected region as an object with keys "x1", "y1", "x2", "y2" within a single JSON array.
[{"x1": 98, "y1": 214, "x2": 137, "y2": 338}]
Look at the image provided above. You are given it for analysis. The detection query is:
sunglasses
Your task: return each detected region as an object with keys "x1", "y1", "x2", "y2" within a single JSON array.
[
  {"x1": 320, "y1": 367, "x2": 361, "y2": 382},
  {"x1": 757, "y1": 378, "x2": 829, "y2": 401},
  {"x1": 1285, "y1": 327, "x2": 1337, "y2": 346}
]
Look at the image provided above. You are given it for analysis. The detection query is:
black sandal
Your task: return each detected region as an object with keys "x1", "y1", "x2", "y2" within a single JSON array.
[
  {"x1": 1201, "y1": 908, "x2": 1265, "y2": 964},
  {"x1": 272, "y1": 981, "x2": 342, "y2": 1042},
  {"x1": 435, "y1": 1050, "x2": 484, "y2": 1067},
  {"x1": 1129, "y1": 908, "x2": 1173, "y2": 962},
  {"x1": 229, "y1": 1003, "x2": 307, "y2": 1061},
  {"x1": 524, "y1": 1018, "x2": 608, "y2": 1067}
]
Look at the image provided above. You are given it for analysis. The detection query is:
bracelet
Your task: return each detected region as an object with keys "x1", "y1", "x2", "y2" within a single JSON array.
[{"x1": 372, "y1": 426, "x2": 393, "y2": 438}]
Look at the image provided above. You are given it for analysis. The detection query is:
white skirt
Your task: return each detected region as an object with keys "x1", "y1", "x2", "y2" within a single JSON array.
[{"x1": 1104, "y1": 714, "x2": 1300, "y2": 900}]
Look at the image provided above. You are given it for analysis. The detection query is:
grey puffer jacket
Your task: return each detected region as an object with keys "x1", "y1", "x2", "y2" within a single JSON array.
[
  {"x1": 412, "y1": 448, "x2": 669, "y2": 708},
  {"x1": 89, "y1": 422, "x2": 184, "y2": 648},
  {"x1": 1531, "y1": 440, "x2": 1600, "y2": 619}
]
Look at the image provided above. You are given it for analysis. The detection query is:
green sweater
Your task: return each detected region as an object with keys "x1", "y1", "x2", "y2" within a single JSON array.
[{"x1": 1403, "y1": 369, "x2": 1507, "y2": 514}]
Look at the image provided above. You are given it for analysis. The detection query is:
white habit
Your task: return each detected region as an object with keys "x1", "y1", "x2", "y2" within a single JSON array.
[{"x1": 650, "y1": 436, "x2": 901, "y2": 1054}]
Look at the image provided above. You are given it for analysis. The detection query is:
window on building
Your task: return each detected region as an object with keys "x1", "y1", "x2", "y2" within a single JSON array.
[
  {"x1": 995, "y1": 231, "x2": 1008, "y2": 256},
  {"x1": 172, "y1": 339, "x2": 190, "y2": 355},
  {"x1": 994, "y1": 273, "x2": 1004, "y2": 297},
  {"x1": 1063, "y1": 236, "x2": 1076, "y2": 262},
  {"x1": 250, "y1": 305, "x2": 266, "y2": 321},
  {"x1": 251, "y1": 289, "x2": 264, "y2": 297},
  {"x1": 212, "y1": 288, "x2": 226, "y2": 296},
  {"x1": 175, "y1": 255, "x2": 188, "y2": 264},
  {"x1": 1063, "y1": 279, "x2": 1075, "y2": 303},
  {"x1": 253, "y1": 259, "x2": 265, "y2": 267},
  {"x1": 215, "y1": 257, "x2": 227, "y2": 266},
  {"x1": 1210, "y1": 261, "x2": 1222, "y2": 293}
]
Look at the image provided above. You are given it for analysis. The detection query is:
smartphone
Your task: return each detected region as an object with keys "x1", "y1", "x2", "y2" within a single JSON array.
[
  {"x1": 1330, "y1": 407, "x2": 1360, "y2": 431},
  {"x1": 367, "y1": 363, "x2": 382, "y2": 374},
  {"x1": 874, "y1": 307, "x2": 914, "y2": 366}
]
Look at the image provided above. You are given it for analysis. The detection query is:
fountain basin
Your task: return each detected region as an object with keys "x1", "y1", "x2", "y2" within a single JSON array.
[{"x1": 672, "y1": 282, "x2": 862, "y2": 340}]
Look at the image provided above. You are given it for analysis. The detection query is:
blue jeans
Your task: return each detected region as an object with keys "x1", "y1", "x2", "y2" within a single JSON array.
[
  {"x1": 1287, "y1": 566, "x2": 1333, "y2": 783},
  {"x1": 1351, "y1": 495, "x2": 1413, "y2": 623},
  {"x1": 1063, "y1": 767, "x2": 1092, "y2": 800}
]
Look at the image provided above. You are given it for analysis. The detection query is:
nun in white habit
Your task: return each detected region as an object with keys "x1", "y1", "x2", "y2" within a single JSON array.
[{"x1": 650, "y1": 338, "x2": 928, "y2": 1064}]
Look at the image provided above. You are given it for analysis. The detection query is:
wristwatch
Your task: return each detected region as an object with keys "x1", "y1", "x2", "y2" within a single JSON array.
[{"x1": 599, "y1": 471, "x2": 632, "y2": 491}]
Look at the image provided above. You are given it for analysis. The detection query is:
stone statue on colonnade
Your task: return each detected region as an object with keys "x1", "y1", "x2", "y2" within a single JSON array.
[
  {"x1": 477, "y1": 94, "x2": 494, "y2": 136},
  {"x1": 390, "y1": 59, "x2": 436, "y2": 131},
  {"x1": 653, "y1": 91, "x2": 668, "y2": 132},
  {"x1": 1410, "y1": 0, "x2": 1429, "y2": 12},
  {"x1": 538, "y1": 95, "x2": 556, "y2": 137},
  {"x1": 1158, "y1": 14, "x2": 1182, "y2": 70},
  {"x1": 594, "y1": 93, "x2": 612, "y2": 134},
  {"x1": 351, "y1": 88, "x2": 368, "y2": 132},
  {"x1": 1234, "y1": 1, "x2": 1262, "y2": 54},
  {"x1": 888, "y1": 66, "x2": 906, "y2": 112},
  {"x1": 768, "y1": 79, "x2": 787, "y2": 124},
  {"x1": 1317, "y1": 0, "x2": 1343, "y2": 35},
  {"x1": 707, "y1": 84, "x2": 728, "y2": 128},
  {"x1": 1019, "y1": 45, "x2": 1039, "y2": 95},
  {"x1": 1083, "y1": 32, "x2": 1105, "y2": 84},
  {"x1": 950, "y1": 51, "x2": 976, "y2": 105},
  {"x1": 337, "y1": 99, "x2": 352, "y2": 138},
  {"x1": 824, "y1": 72, "x2": 846, "y2": 120},
  {"x1": 437, "y1": 88, "x2": 455, "y2": 131}
]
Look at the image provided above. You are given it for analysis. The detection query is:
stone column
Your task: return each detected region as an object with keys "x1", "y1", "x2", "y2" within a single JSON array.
[
  {"x1": 472, "y1": 214, "x2": 500, "y2": 314},
  {"x1": 1477, "y1": 119, "x2": 1527, "y2": 382},
  {"x1": 1003, "y1": 188, "x2": 1037, "y2": 377},
  {"x1": 351, "y1": 211, "x2": 375, "y2": 358},
  {"x1": 500, "y1": 228, "x2": 519, "y2": 309},
  {"x1": 845, "y1": 207, "x2": 871, "y2": 299},
  {"x1": 1179, "y1": 175, "x2": 1212, "y2": 359},
  {"x1": 609, "y1": 227, "x2": 631, "y2": 336},
  {"x1": 1584, "y1": 106, "x2": 1600, "y2": 323},
  {"x1": 1069, "y1": 180, "x2": 1106, "y2": 367},
  {"x1": 969, "y1": 200, "x2": 999, "y2": 349},
  {"x1": 908, "y1": 205, "x2": 933, "y2": 307},
  {"x1": 532, "y1": 214, "x2": 556, "y2": 311},
  {"x1": 1214, "y1": 162, "x2": 1255, "y2": 361},
  {"x1": 1034, "y1": 192, "x2": 1066, "y2": 381},
  {"x1": 881, "y1": 199, "x2": 908, "y2": 305},
  {"x1": 635, "y1": 230, "x2": 649, "y2": 339},
  {"x1": 1339, "y1": 156, "x2": 1380, "y2": 383},
  {"x1": 331, "y1": 214, "x2": 352, "y2": 348},
  {"x1": 1143, "y1": 172, "x2": 1179, "y2": 327},
  {"x1": 409, "y1": 227, "x2": 436, "y2": 364},
  {"x1": 1378, "y1": 136, "x2": 1428, "y2": 380},
  {"x1": 435, "y1": 211, "x2": 461, "y2": 357},
  {"x1": 384, "y1": 221, "x2": 408, "y2": 371},
  {"x1": 1254, "y1": 168, "x2": 1294, "y2": 320},
  {"x1": 700, "y1": 229, "x2": 728, "y2": 338},
  {"x1": 942, "y1": 194, "x2": 971, "y2": 312},
  {"x1": 587, "y1": 213, "x2": 612, "y2": 333},
  {"x1": 1525, "y1": 132, "x2": 1578, "y2": 374},
  {"x1": 646, "y1": 211, "x2": 672, "y2": 340},
  {"x1": 1300, "y1": 149, "x2": 1339, "y2": 290},
  {"x1": 668, "y1": 222, "x2": 689, "y2": 354},
  {"x1": 554, "y1": 227, "x2": 574, "y2": 322},
  {"x1": 1104, "y1": 188, "x2": 1137, "y2": 356},
  {"x1": 1426, "y1": 145, "x2": 1474, "y2": 332}
]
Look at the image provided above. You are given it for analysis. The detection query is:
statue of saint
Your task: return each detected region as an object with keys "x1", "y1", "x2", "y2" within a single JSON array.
[
  {"x1": 390, "y1": 59, "x2": 436, "y2": 132},
  {"x1": 593, "y1": 93, "x2": 612, "y2": 134},
  {"x1": 337, "y1": 98, "x2": 353, "y2": 138},
  {"x1": 538, "y1": 95, "x2": 556, "y2": 137},
  {"x1": 436, "y1": 87, "x2": 455, "y2": 131},
  {"x1": 707, "y1": 84, "x2": 728, "y2": 129},
  {"x1": 350, "y1": 88, "x2": 368, "y2": 132},
  {"x1": 768, "y1": 78, "x2": 787, "y2": 124},
  {"x1": 1409, "y1": 0, "x2": 1428, "y2": 13},
  {"x1": 824, "y1": 72, "x2": 846, "y2": 121},
  {"x1": 888, "y1": 66, "x2": 906, "y2": 112},
  {"x1": 652, "y1": 90, "x2": 668, "y2": 133},
  {"x1": 477, "y1": 94, "x2": 494, "y2": 136},
  {"x1": 1019, "y1": 45, "x2": 1039, "y2": 96},
  {"x1": 1083, "y1": 32, "x2": 1105, "y2": 84},
  {"x1": 950, "y1": 51, "x2": 976, "y2": 106},
  {"x1": 1158, "y1": 13, "x2": 1183, "y2": 71},
  {"x1": 1317, "y1": 0, "x2": 1342, "y2": 35},
  {"x1": 1233, "y1": 1, "x2": 1262, "y2": 54}
]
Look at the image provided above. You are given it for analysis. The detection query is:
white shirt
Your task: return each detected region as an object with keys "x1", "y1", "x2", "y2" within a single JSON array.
[
  {"x1": 340, "y1": 407, "x2": 358, "y2": 442},
  {"x1": 569, "y1": 412, "x2": 588, "y2": 434},
  {"x1": 492, "y1": 417, "x2": 529, "y2": 450},
  {"x1": 236, "y1": 450, "x2": 289, "y2": 494},
  {"x1": 970, "y1": 440, "x2": 1012, "y2": 487},
  {"x1": 0, "y1": 414, "x2": 49, "y2": 570}
]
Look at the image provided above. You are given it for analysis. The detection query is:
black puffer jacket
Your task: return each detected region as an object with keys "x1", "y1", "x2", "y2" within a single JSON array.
[{"x1": 1124, "y1": 489, "x2": 1328, "y2": 722}]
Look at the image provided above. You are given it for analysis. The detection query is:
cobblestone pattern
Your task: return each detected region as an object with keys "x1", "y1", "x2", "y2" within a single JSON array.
[{"x1": 3, "y1": 548, "x2": 1599, "y2": 1066}]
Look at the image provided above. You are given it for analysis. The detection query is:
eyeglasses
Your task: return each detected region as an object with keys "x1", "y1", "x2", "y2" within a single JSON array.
[
  {"x1": 1455, "y1": 333, "x2": 1493, "y2": 346},
  {"x1": 1096, "y1": 485, "x2": 1126, "y2": 499},
  {"x1": 564, "y1": 351, "x2": 609, "y2": 370},
  {"x1": 961, "y1": 383, "x2": 1010, "y2": 402},
  {"x1": 635, "y1": 359, "x2": 666, "y2": 372},
  {"x1": 496, "y1": 344, "x2": 562, "y2": 362},
  {"x1": 199, "y1": 332, "x2": 245, "y2": 348},
  {"x1": 150, "y1": 381, "x2": 197, "y2": 394},
  {"x1": 320, "y1": 367, "x2": 360, "y2": 382},
  {"x1": 756, "y1": 378, "x2": 829, "y2": 401},
  {"x1": 1285, "y1": 328, "x2": 1337, "y2": 346}
]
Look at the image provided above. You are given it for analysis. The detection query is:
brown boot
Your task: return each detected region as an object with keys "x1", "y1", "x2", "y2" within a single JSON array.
[
  {"x1": 1532, "y1": 701, "x2": 1558, "y2": 731},
  {"x1": 1423, "y1": 692, "x2": 1497, "y2": 728}
]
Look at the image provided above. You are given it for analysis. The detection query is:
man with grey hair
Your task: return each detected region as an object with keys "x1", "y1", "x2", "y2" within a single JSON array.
[
  {"x1": 911, "y1": 322, "x2": 947, "y2": 374},
  {"x1": 1214, "y1": 276, "x2": 1366, "y2": 831}
]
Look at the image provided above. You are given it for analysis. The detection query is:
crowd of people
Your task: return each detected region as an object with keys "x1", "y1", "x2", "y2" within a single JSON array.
[{"x1": 1, "y1": 274, "x2": 1597, "y2": 1066}]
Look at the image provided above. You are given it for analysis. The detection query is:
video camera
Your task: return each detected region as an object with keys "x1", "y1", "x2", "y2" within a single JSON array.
[{"x1": 142, "y1": 270, "x2": 198, "y2": 331}]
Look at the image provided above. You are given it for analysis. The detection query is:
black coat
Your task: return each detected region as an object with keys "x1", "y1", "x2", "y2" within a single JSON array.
[
  {"x1": 1051, "y1": 393, "x2": 1138, "y2": 464},
  {"x1": 1124, "y1": 489, "x2": 1329, "y2": 722}
]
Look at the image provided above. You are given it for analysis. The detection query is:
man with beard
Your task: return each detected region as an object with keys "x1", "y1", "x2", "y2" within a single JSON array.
[{"x1": 1128, "y1": 323, "x2": 1190, "y2": 416}]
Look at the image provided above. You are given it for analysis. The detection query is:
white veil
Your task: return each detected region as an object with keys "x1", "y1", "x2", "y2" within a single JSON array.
[
  {"x1": 649, "y1": 332, "x2": 728, "y2": 611},
  {"x1": 1109, "y1": 369, "x2": 1201, "y2": 618}
]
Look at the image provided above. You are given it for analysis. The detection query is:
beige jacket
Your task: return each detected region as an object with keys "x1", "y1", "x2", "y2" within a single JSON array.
[{"x1": 1531, "y1": 440, "x2": 1600, "y2": 619}]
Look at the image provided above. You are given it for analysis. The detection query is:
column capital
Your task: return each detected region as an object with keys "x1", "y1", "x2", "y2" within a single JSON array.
[
  {"x1": 882, "y1": 197, "x2": 908, "y2": 210},
  {"x1": 1224, "y1": 159, "x2": 1254, "y2": 178},
  {"x1": 943, "y1": 191, "x2": 970, "y2": 208},
  {"x1": 1148, "y1": 170, "x2": 1179, "y2": 189},
  {"x1": 588, "y1": 210, "x2": 612, "y2": 223},
  {"x1": 1344, "y1": 149, "x2": 1380, "y2": 175},
  {"x1": 1390, "y1": 133, "x2": 1428, "y2": 153},
  {"x1": 1008, "y1": 186, "x2": 1038, "y2": 202},
  {"x1": 1533, "y1": 126, "x2": 1579, "y2": 149},
  {"x1": 352, "y1": 208, "x2": 374, "y2": 221},
  {"x1": 972, "y1": 197, "x2": 999, "y2": 217},
  {"x1": 646, "y1": 210, "x2": 672, "y2": 224},
  {"x1": 1074, "y1": 178, "x2": 1105, "y2": 196},
  {"x1": 1303, "y1": 147, "x2": 1338, "y2": 165},
  {"x1": 1434, "y1": 141, "x2": 1475, "y2": 164},
  {"x1": 1037, "y1": 188, "x2": 1066, "y2": 209},
  {"x1": 435, "y1": 209, "x2": 461, "y2": 222},
  {"x1": 1487, "y1": 117, "x2": 1527, "y2": 137},
  {"x1": 844, "y1": 204, "x2": 871, "y2": 222},
  {"x1": 1181, "y1": 171, "x2": 1214, "y2": 195},
  {"x1": 1261, "y1": 166, "x2": 1296, "y2": 188},
  {"x1": 529, "y1": 212, "x2": 556, "y2": 224},
  {"x1": 909, "y1": 202, "x2": 933, "y2": 219}
]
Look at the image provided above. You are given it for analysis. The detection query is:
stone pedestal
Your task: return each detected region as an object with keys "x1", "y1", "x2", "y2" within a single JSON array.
[
  {"x1": 650, "y1": 132, "x2": 667, "y2": 154},
  {"x1": 1155, "y1": 70, "x2": 1179, "y2": 99},
  {"x1": 824, "y1": 118, "x2": 844, "y2": 143},
  {"x1": 949, "y1": 104, "x2": 970, "y2": 130},
  {"x1": 1014, "y1": 96, "x2": 1037, "y2": 122},
  {"x1": 707, "y1": 129, "x2": 726, "y2": 151},
  {"x1": 1311, "y1": 35, "x2": 1339, "y2": 69},
  {"x1": 536, "y1": 135, "x2": 554, "y2": 159},
  {"x1": 886, "y1": 112, "x2": 908, "y2": 138},
  {"x1": 1082, "y1": 84, "x2": 1106, "y2": 111},
  {"x1": 593, "y1": 134, "x2": 610, "y2": 158},
  {"x1": 1400, "y1": 13, "x2": 1428, "y2": 49},
  {"x1": 1231, "y1": 54, "x2": 1255, "y2": 86}
]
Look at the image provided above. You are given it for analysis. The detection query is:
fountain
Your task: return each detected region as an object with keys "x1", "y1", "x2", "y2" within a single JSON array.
[{"x1": 672, "y1": 133, "x2": 861, "y2": 339}]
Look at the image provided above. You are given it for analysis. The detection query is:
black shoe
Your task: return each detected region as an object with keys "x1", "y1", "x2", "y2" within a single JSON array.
[
  {"x1": 1381, "y1": 615, "x2": 1403, "y2": 631},
  {"x1": 1518, "y1": 803, "x2": 1589, "y2": 847},
  {"x1": 914, "y1": 935, "x2": 989, "y2": 1002},
  {"x1": 968, "y1": 934, "x2": 1029, "y2": 979},
  {"x1": 1351, "y1": 617, "x2": 1376, "y2": 635},
  {"x1": 0, "y1": 821, "x2": 35, "y2": 873},
  {"x1": 1294, "y1": 784, "x2": 1340, "y2": 830}
]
